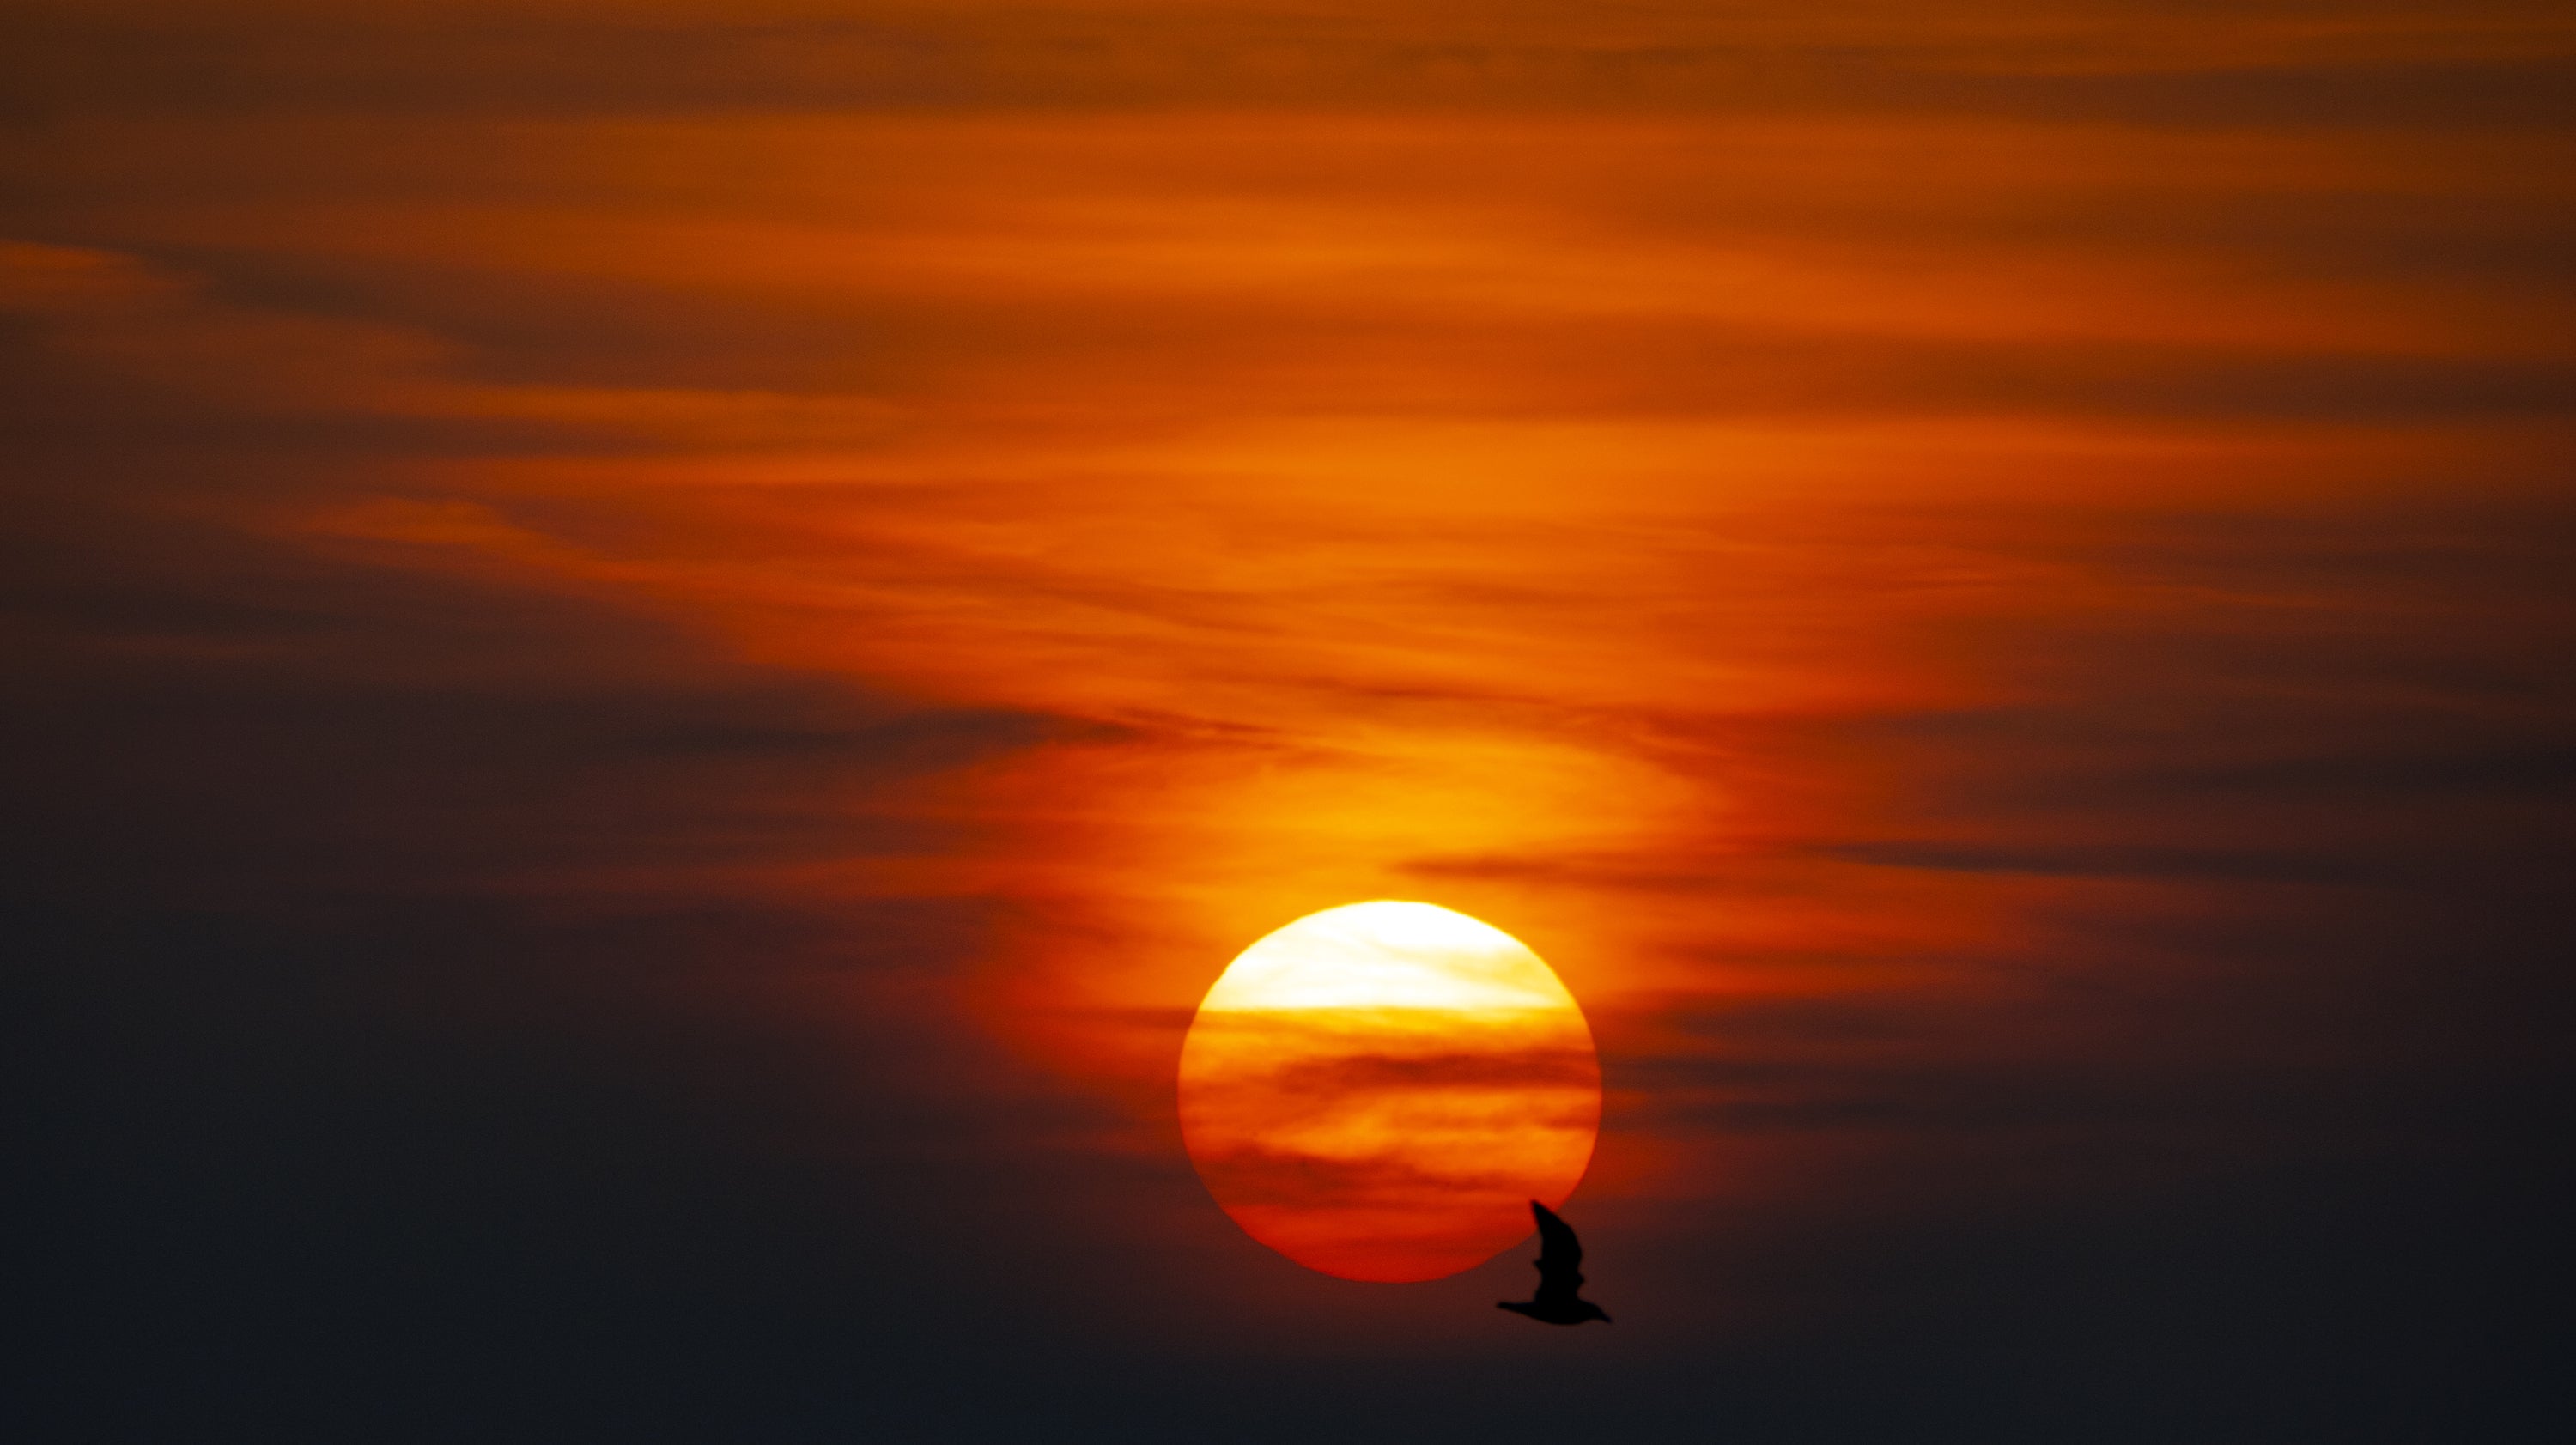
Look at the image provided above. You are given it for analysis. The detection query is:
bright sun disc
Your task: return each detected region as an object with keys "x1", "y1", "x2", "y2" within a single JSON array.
[{"x1": 1178, "y1": 902, "x2": 1601, "y2": 1282}]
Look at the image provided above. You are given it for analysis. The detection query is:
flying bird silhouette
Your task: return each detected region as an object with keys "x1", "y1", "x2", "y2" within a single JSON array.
[{"x1": 1498, "y1": 1200, "x2": 1611, "y2": 1326}]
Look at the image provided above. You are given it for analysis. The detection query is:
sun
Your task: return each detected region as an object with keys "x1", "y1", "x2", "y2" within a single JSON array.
[{"x1": 1177, "y1": 902, "x2": 1601, "y2": 1283}]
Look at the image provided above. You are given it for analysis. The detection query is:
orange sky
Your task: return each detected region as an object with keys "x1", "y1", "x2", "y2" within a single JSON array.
[
  {"x1": 9, "y1": 3, "x2": 2574, "y2": 1422},
  {"x1": 13, "y1": 101, "x2": 2566, "y2": 990}
]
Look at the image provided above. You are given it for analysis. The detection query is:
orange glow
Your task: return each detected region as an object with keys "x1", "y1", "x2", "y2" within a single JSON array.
[
  {"x1": 1178, "y1": 902, "x2": 1600, "y2": 1282},
  {"x1": 9, "y1": 57, "x2": 2567, "y2": 1308}
]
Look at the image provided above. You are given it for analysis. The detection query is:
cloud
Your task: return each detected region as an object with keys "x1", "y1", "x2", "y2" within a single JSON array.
[
  {"x1": 7, "y1": 2, "x2": 2573, "y2": 123},
  {"x1": 1199, "y1": 1044, "x2": 1605, "y2": 1096}
]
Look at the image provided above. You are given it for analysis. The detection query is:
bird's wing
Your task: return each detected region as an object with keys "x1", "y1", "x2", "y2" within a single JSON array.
[
  {"x1": 1530, "y1": 1200, "x2": 1586, "y2": 1301},
  {"x1": 1531, "y1": 1201, "x2": 1583, "y2": 1272}
]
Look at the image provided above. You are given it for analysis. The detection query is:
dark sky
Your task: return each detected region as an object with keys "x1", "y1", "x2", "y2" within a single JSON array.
[{"x1": 10, "y1": 3, "x2": 2573, "y2": 1442}]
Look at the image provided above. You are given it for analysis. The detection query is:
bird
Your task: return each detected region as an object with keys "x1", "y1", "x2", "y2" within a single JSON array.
[{"x1": 1497, "y1": 1199, "x2": 1612, "y2": 1325}]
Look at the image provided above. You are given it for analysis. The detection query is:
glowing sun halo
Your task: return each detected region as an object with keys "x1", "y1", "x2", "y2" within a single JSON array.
[{"x1": 1178, "y1": 902, "x2": 1602, "y2": 1282}]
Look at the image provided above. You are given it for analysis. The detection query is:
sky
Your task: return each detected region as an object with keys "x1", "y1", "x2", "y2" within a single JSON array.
[{"x1": 9, "y1": 3, "x2": 2572, "y2": 1441}]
